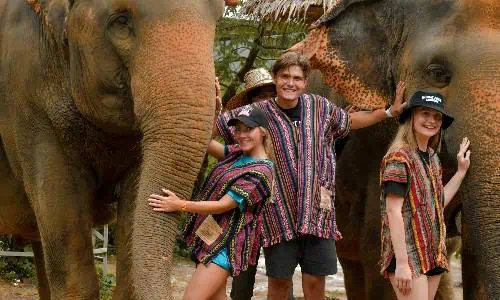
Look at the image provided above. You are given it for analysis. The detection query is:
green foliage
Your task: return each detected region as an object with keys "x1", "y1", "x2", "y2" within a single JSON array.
[
  {"x1": 97, "y1": 266, "x2": 116, "y2": 300},
  {"x1": 215, "y1": 13, "x2": 307, "y2": 103},
  {"x1": 0, "y1": 238, "x2": 36, "y2": 282},
  {"x1": 0, "y1": 257, "x2": 36, "y2": 282}
]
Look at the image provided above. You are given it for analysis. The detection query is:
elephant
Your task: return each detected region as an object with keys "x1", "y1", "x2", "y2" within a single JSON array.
[
  {"x1": 285, "y1": 0, "x2": 499, "y2": 299},
  {"x1": 0, "y1": 0, "x2": 239, "y2": 299}
]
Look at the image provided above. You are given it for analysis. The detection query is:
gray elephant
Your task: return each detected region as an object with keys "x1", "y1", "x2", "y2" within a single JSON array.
[
  {"x1": 285, "y1": 0, "x2": 500, "y2": 299},
  {"x1": 231, "y1": 0, "x2": 500, "y2": 298},
  {"x1": 0, "y1": 0, "x2": 239, "y2": 299}
]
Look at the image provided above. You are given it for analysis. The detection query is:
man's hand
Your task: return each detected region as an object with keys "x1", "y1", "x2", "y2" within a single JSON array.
[
  {"x1": 346, "y1": 104, "x2": 362, "y2": 114},
  {"x1": 215, "y1": 77, "x2": 222, "y2": 115},
  {"x1": 389, "y1": 81, "x2": 407, "y2": 117}
]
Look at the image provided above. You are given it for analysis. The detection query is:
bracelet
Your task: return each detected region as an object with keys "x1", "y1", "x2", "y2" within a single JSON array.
[
  {"x1": 181, "y1": 202, "x2": 188, "y2": 212},
  {"x1": 385, "y1": 107, "x2": 393, "y2": 118}
]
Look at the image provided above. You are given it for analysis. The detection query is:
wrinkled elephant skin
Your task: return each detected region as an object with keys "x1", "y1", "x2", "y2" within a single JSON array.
[
  {"x1": 295, "y1": 0, "x2": 499, "y2": 299},
  {"x1": 0, "y1": 0, "x2": 235, "y2": 299}
]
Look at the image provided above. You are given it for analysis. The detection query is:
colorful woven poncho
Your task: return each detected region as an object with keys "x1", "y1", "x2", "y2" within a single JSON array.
[
  {"x1": 184, "y1": 146, "x2": 274, "y2": 276},
  {"x1": 379, "y1": 147, "x2": 449, "y2": 278}
]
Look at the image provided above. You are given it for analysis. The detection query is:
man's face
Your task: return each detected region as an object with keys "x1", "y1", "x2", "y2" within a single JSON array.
[
  {"x1": 249, "y1": 85, "x2": 277, "y2": 103},
  {"x1": 273, "y1": 65, "x2": 307, "y2": 103}
]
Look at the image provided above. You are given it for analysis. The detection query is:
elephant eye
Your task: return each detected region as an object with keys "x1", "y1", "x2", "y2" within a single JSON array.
[
  {"x1": 117, "y1": 16, "x2": 129, "y2": 26},
  {"x1": 425, "y1": 64, "x2": 451, "y2": 87},
  {"x1": 108, "y1": 12, "x2": 134, "y2": 40}
]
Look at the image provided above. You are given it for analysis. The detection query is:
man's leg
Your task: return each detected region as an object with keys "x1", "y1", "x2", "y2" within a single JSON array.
[
  {"x1": 300, "y1": 236, "x2": 338, "y2": 300},
  {"x1": 264, "y1": 239, "x2": 299, "y2": 300},
  {"x1": 230, "y1": 263, "x2": 258, "y2": 300}
]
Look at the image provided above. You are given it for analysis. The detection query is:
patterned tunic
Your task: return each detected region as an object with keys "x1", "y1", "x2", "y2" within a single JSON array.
[
  {"x1": 379, "y1": 147, "x2": 449, "y2": 278},
  {"x1": 217, "y1": 94, "x2": 350, "y2": 247},
  {"x1": 184, "y1": 145, "x2": 274, "y2": 276}
]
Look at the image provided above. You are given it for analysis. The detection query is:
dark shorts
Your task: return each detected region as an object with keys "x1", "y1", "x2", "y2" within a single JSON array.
[
  {"x1": 386, "y1": 256, "x2": 446, "y2": 277},
  {"x1": 263, "y1": 235, "x2": 337, "y2": 279}
]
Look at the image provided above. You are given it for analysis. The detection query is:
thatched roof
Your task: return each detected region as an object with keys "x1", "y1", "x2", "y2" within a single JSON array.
[{"x1": 241, "y1": 0, "x2": 341, "y2": 23}]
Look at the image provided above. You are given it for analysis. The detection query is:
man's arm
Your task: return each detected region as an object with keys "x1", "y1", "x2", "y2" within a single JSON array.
[{"x1": 350, "y1": 81, "x2": 407, "y2": 130}]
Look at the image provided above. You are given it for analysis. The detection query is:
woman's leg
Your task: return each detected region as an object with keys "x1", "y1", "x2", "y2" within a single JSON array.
[
  {"x1": 389, "y1": 274, "x2": 428, "y2": 300},
  {"x1": 209, "y1": 281, "x2": 228, "y2": 300},
  {"x1": 183, "y1": 263, "x2": 230, "y2": 300},
  {"x1": 427, "y1": 274, "x2": 442, "y2": 300}
]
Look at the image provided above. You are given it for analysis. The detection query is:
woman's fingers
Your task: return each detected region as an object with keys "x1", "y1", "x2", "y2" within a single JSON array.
[
  {"x1": 162, "y1": 188, "x2": 176, "y2": 197},
  {"x1": 403, "y1": 279, "x2": 412, "y2": 295},
  {"x1": 149, "y1": 194, "x2": 166, "y2": 201}
]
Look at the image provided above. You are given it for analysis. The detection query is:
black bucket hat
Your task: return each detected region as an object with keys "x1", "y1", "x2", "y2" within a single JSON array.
[
  {"x1": 228, "y1": 106, "x2": 269, "y2": 129},
  {"x1": 399, "y1": 91, "x2": 454, "y2": 129}
]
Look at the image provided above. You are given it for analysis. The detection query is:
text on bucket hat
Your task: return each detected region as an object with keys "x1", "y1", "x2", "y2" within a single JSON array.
[
  {"x1": 398, "y1": 91, "x2": 455, "y2": 129},
  {"x1": 227, "y1": 106, "x2": 269, "y2": 129}
]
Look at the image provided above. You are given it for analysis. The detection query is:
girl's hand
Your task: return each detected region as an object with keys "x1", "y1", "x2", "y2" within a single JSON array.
[
  {"x1": 457, "y1": 137, "x2": 471, "y2": 175},
  {"x1": 395, "y1": 262, "x2": 412, "y2": 295},
  {"x1": 148, "y1": 189, "x2": 182, "y2": 212}
]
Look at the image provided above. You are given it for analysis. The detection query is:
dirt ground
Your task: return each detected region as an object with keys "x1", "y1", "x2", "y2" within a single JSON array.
[{"x1": 0, "y1": 256, "x2": 463, "y2": 300}]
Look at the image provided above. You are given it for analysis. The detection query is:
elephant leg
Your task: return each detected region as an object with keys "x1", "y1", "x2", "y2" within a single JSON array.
[
  {"x1": 434, "y1": 272, "x2": 454, "y2": 300},
  {"x1": 32, "y1": 241, "x2": 50, "y2": 300},
  {"x1": 22, "y1": 138, "x2": 99, "y2": 299},
  {"x1": 113, "y1": 168, "x2": 139, "y2": 299},
  {"x1": 363, "y1": 262, "x2": 396, "y2": 300},
  {"x1": 339, "y1": 258, "x2": 367, "y2": 299},
  {"x1": 462, "y1": 223, "x2": 488, "y2": 300}
]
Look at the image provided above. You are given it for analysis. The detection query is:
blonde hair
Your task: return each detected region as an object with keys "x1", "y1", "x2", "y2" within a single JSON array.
[
  {"x1": 387, "y1": 113, "x2": 442, "y2": 154},
  {"x1": 259, "y1": 127, "x2": 276, "y2": 164}
]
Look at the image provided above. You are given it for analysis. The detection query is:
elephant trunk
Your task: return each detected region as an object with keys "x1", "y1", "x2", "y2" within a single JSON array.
[
  {"x1": 453, "y1": 43, "x2": 500, "y2": 298},
  {"x1": 128, "y1": 17, "x2": 216, "y2": 299}
]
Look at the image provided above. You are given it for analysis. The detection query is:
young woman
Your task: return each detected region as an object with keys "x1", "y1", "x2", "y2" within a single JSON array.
[
  {"x1": 148, "y1": 106, "x2": 274, "y2": 300},
  {"x1": 379, "y1": 91, "x2": 471, "y2": 300}
]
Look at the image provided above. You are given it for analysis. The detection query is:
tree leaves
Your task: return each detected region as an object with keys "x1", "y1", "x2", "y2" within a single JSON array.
[{"x1": 215, "y1": 10, "x2": 307, "y2": 104}]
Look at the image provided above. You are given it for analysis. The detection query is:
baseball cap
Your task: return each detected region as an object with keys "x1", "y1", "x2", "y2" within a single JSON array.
[{"x1": 228, "y1": 106, "x2": 269, "y2": 129}]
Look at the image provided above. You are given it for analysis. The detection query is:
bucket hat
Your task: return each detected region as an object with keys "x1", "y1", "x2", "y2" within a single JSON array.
[
  {"x1": 225, "y1": 68, "x2": 275, "y2": 111},
  {"x1": 399, "y1": 91, "x2": 454, "y2": 129}
]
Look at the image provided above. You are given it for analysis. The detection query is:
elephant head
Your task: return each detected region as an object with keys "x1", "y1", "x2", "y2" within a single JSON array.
[
  {"x1": 24, "y1": 0, "x2": 240, "y2": 298},
  {"x1": 291, "y1": 0, "x2": 499, "y2": 298}
]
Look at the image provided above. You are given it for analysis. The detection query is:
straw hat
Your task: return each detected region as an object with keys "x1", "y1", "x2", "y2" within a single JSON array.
[{"x1": 224, "y1": 68, "x2": 275, "y2": 111}]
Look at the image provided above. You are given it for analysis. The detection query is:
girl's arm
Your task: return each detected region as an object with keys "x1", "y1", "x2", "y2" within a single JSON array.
[
  {"x1": 444, "y1": 137, "x2": 471, "y2": 208},
  {"x1": 148, "y1": 189, "x2": 237, "y2": 215},
  {"x1": 207, "y1": 139, "x2": 225, "y2": 161},
  {"x1": 386, "y1": 193, "x2": 412, "y2": 296}
]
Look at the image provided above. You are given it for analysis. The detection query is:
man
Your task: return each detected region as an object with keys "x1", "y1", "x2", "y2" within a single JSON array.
[
  {"x1": 218, "y1": 68, "x2": 296, "y2": 300},
  {"x1": 216, "y1": 52, "x2": 406, "y2": 299},
  {"x1": 223, "y1": 67, "x2": 276, "y2": 110}
]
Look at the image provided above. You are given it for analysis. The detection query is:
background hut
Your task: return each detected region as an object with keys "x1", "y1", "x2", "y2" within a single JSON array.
[{"x1": 241, "y1": 0, "x2": 341, "y2": 24}]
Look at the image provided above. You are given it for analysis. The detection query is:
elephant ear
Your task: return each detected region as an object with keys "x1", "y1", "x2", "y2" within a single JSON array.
[
  {"x1": 27, "y1": 0, "x2": 73, "y2": 46},
  {"x1": 291, "y1": 0, "x2": 396, "y2": 110}
]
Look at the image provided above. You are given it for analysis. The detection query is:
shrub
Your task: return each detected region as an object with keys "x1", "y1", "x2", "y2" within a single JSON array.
[{"x1": 97, "y1": 266, "x2": 116, "y2": 300}]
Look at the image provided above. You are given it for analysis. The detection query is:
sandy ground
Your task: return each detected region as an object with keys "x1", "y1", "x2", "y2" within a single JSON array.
[{"x1": 0, "y1": 256, "x2": 463, "y2": 300}]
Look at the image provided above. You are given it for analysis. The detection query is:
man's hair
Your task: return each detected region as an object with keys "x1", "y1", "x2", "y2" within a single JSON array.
[{"x1": 272, "y1": 52, "x2": 311, "y2": 79}]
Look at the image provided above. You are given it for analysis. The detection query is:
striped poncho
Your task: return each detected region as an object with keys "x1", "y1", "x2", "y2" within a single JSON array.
[
  {"x1": 217, "y1": 94, "x2": 350, "y2": 247},
  {"x1": 184, "y1": 146, "x2": 274, "y2": 276},
  {"x1": 379, "y1": 147, "x2": 448, "y2": 278}
]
